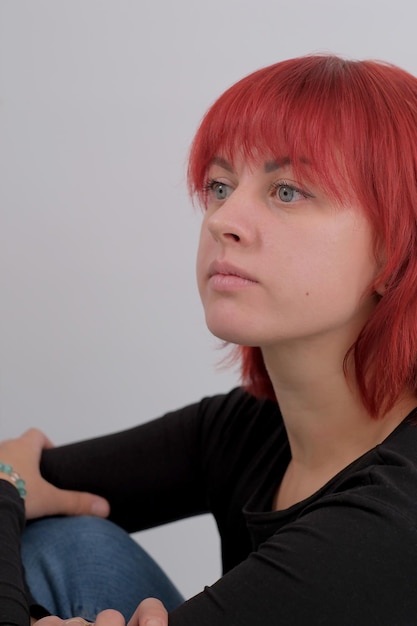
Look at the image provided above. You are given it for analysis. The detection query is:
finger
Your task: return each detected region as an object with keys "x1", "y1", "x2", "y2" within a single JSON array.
[
  {"x1": 0, "y1": 428, "x2": 50, "y2": 464},
  {"x1": 95, "y1": 608, "x2": 125, "y2": 626},
  {"x1": 132, "y1": 598, "x2": 168, "y2": 626},
  {"x1": 35, "y1": 616, "x2": 65, "y2": 625},
  {"x1": 25, "y1": 483, "x2": 110, "y2": 520},
  {"x1": 43, "y1": 486, "x2": 110, "y2": 518},
  {"x1": 21, "y1": 427, "x2": 55, "y2": 452}
]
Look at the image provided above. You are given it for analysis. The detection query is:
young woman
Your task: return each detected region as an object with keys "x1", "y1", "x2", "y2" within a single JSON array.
[{"x1": 3, "y1": 53, "x2": 417, "y2": 626}]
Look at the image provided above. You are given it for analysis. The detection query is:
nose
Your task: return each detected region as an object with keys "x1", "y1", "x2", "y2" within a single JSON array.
[{"x1": 205, "y1": 189, "x2": 258, "y2": 247}]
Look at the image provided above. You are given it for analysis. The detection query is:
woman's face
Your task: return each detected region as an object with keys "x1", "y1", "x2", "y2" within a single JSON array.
[{"x1": 196, "y1": 156, "x2": 380, "y2": 352}]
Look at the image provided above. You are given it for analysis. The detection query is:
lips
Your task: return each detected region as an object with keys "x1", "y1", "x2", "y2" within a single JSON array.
[{"x1": 207, "y1": 260, "x2": 258, "y2": 285}]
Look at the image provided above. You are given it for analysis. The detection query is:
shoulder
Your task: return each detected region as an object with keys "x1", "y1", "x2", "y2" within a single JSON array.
[
  {"x1": 248, "y1": 416, "x2": 417, "y2": 564},
  {"x1": 195, "y1": 388, "x2": 284, "y2": 462},
  {"x1": 198, "y1": 387, "x2": 282, "y2": 435},
  {"x1": 300, "y1": 418, "x2": 417, "y2": 528}
]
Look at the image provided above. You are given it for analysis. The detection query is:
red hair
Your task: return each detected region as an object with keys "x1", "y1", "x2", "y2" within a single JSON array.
[{"x1": 187, "y1": 54, "x2": 417, "y2": 417}]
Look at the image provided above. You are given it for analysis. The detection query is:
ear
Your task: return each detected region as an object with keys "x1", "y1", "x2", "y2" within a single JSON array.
[
  {"x1": 375, "y1": 281, "x2": 386, "y2": 296},
  {"x1": 374, "y1": 250, "x2": 387, "y2": 296}
]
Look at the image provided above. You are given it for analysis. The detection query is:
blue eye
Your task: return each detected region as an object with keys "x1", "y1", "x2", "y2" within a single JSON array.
[
  {"x1": 214, "y1": 183, "x2": 229, "y2": 200},
  {"x1": 273, "y1": 183, "x2": 307, "y2": 203},
  {"x1": 205, "y1": 180, "x2": 233, "y2": 201},
  {"x1": 278, "y1": 185, "x2": 296, "y2": 202}
]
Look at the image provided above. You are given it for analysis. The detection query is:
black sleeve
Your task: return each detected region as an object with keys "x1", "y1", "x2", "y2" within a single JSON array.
[
  {"x1": 0, "y1": 481, "x2": 31, "y2": 626},
  {"x1": 40, "y1": 397, "x2": 212, "y2": 532},
  {"x1": 167, "y1": 496, "x2": 417, "y2": 626}
]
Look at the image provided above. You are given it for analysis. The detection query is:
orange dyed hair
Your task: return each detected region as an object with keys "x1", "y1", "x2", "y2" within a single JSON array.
[{"x1": 187, "y1": 55, "x2": 417, "y2": 417}]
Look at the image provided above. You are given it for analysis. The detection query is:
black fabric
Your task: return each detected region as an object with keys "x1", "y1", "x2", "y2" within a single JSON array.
[
  {"x1": 0, "y1": 482, "x2": 31, "y2": 626},
  {"x1": 3, "y1": 387, "x2": 417, "y2": 624}
]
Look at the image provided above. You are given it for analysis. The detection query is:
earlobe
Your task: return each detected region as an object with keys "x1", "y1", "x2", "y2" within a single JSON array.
[
  {"x1": 375, "y1": 282, "x2": 386, "y2": 296},
  {"x1": 374, "y1": 252, "x2": 387, "y2": 296}
]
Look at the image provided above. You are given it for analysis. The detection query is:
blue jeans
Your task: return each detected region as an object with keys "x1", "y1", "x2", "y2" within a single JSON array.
[{"x1": 21, "y1": 516, "x2": 184, "y2": 622}]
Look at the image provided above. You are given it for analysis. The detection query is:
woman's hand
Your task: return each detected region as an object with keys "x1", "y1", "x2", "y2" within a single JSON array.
[
  {"x1": 34, "y1": 609, "x2": 125, "y2": 625},
  {"x1": 31, "y1": 600, "x2": 168, "y2": 626},
  {"x1": 0, "y1": 429, "x2": 109, "y2": 519},
  {"x1": 128, "y1": 598, "x2": 168, "y2": 626}
]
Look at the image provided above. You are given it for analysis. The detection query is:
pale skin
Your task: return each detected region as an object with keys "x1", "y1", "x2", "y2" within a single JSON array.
[
  {"x1": 2, "y1": 154, "x2": 416, "y2": 625},
  {"x1": 31, "y1": 598, "x2": 167, "y2": 626},
  {"x1": 198, "y1": 157, "x2": 416, "y2": 508}
]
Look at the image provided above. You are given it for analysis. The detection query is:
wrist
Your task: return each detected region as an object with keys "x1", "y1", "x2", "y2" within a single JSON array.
[{"x1": 0, "y1": 462, "x2": 27, "y2": 498}]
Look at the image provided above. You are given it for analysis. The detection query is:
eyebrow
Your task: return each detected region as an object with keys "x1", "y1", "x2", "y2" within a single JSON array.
[
  {"x1": 210, "y1": 156, "x2": 292, "y2": 173},
  {"x1": 210, "y1": 156, "x2": 234, "y2": 172},
  {"x1": 264, "y1": 158, "x2": 291, "y2": 172}
]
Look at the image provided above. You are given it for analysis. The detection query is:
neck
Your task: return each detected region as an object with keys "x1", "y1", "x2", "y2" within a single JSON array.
[{"x1": 262, "y1": 339, "x2": 416, "y2": 475}]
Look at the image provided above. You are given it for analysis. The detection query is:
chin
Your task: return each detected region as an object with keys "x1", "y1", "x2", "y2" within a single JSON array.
[
  {"x1": 206, "y1": 320, "x2": 239, "y2": 343},
  {"x1": 205, "y1": 319, "x2": 260, "y2": 347},
  {"x1": 202, "y1": 300, "x2": 268, "y2": 345}
]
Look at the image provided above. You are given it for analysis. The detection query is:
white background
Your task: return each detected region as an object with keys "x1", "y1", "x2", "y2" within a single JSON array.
[{"x1": 1, "y1": 0, "x2": 417, "y2": 600}]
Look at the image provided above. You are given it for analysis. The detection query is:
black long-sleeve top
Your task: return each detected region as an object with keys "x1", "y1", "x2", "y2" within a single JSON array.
[{"x1": 3, "y1": 387, "x2": 417, "y2": 625}]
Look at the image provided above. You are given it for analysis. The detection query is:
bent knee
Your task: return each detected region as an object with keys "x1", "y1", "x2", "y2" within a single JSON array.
[{"x1": 23, "y1": 515, "x2": 135, "y2": 562}]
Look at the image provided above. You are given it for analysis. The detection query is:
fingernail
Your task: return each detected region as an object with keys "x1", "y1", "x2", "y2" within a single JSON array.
[{"x1": 91, "y1": 499, "x2": 109, "y2": 517}]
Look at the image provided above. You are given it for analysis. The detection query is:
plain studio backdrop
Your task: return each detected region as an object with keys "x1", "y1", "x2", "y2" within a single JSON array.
[{"x1": 1, "y1": 0, "x2": 416, "y2": 601}]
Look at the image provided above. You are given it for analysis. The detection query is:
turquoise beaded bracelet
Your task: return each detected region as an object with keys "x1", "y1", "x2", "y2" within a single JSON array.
[{"x1": 0, "y1": 462, "x2": 27, "y2": 498}]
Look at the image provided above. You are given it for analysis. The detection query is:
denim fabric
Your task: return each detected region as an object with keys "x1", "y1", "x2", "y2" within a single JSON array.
[{"x1": 21, "y1": 516, "x2": 184, "y2": 622}]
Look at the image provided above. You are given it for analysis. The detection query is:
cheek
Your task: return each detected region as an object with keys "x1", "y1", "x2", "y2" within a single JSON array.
[
  {"x1": 314, "y1": 231, "x2": 377, "y2": 308},
  {"x1": 338, "y1": 225, "x2": 377, "y2": 285},
  {"x1": 285, "y1": 222, "x2": 376, "y2": 303}
]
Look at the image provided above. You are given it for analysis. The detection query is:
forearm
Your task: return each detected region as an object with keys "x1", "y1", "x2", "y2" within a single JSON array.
[
  {"x1": 0, "y1": 482, "x2": 31, "y2": 626},
  {"x1": 39, "y1": 407, "x2": 209, "y2": 532}
]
